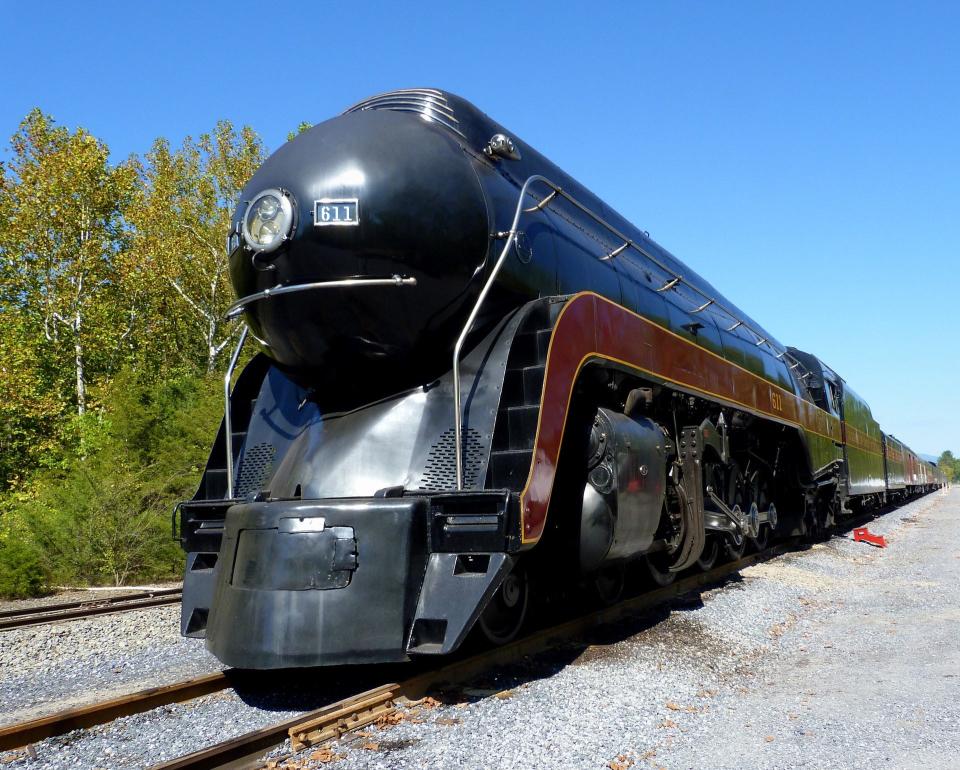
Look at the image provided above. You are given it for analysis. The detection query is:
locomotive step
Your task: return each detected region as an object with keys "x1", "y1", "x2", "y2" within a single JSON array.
[
  {"x1": 509, "y1": 328, "x2": 552, "y2": 369},
  {"x1": 507, "y1": 405, "x2": 540, "y2": 451},
  {"x1": 203, "y1": 468, "x2": 228, "y2": 500},
  {"x1": 521, "y1": 364, "x2": 546, "y2": 404},
  {"x1": 178, "y1": 499, "x2": 233, "y2": 552},
  {"x1": 487, "y1": 449, "x2": 533, "y2": 489},
  {"x1": 536, "y1": 327, "x2": 552, "y2": 360},
  {"x1": 509, "y1": 332, "x2": 540, "y2": 369},
  {"x1": 492, "y1": 405, "x2": 540, "y2": 452},
  {"x1": 501, "y1": 369, "x2": 524, "y2": 407},
  {"x1": 500, "y1": 365, "x2": 545, "y2": 409},
  {"x1": 230, "y1": 431, "x2": 247, "y2": 458}
]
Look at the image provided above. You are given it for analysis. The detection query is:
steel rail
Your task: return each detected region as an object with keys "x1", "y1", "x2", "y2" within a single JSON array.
[
  {"x1": 0, "y1": 590, "x2": 183, "y2": 632},
  {"x1": 0, "y1": 587, "x2": 182, "y2": 620},
  {"x1": 153, "y1": 685, "x2": 400, "y2": 770},
  {"x1": 0, "y1": 672, "x2": 228, "y2": 752}
]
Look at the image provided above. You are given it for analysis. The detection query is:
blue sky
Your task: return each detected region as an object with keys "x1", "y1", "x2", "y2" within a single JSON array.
[{"x1": 5, "y1": 1, "x2": 958, "y2": 455}]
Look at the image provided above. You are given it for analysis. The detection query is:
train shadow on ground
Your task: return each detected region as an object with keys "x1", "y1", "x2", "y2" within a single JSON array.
[
  {"x1": 222, "y1": 587, "x2": 706, "y2": 714},
  {"x1": 224, "y1": 662, "x2": 411, "y2": 712}
]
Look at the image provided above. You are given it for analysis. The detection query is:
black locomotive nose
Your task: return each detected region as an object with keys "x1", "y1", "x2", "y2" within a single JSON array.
[{"x1": 228, "y1": 108, "x2": 491, "y2": 403}]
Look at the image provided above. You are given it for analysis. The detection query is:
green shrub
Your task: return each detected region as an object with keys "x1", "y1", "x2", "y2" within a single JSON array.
[
  {"x1": 0, "y1": 366, "x2": 222, "y2": 593},
  {"x1": 0, "y1": 536, "x2": 47, "y2": 598},
  {"x1": 19, "y1": 446, "x2": 184, "y2": 586}
]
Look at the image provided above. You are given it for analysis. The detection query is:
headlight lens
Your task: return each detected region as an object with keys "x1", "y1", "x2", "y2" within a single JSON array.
[
  {"x1": 256, "y1": 195, "x2": 280, "y2": 220},
  {"x1": 242, "y1": 189, "x2": 294, "y2": 253}
]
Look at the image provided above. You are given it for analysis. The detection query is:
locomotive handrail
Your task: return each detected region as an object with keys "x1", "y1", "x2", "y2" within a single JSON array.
[
  {"x1": 452, "y1": 174, "x2": 801, "y2": 490},
  {"x1": 224, "y1": 324, "x2": 249, "y2": 499},
  {"x1": 453, "y1": 175, "x2": 552, "y2": 489},
  {"x1": 225, "y1": 275, "x2": 418, "y2": 320}
]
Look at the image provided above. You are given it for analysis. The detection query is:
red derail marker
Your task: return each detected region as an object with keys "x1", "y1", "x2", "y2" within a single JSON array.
[{"x1": 853, "y1": 527, "x2": 887, "y2": 548}]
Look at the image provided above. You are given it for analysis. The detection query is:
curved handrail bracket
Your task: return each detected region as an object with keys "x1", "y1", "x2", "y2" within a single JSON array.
[
  {"x1": 226, "y1": 275, "x2": 417, "y2": 320},
  {"x1": 601, "y1": 242, "x2": 630, "y2": 261},
  {"x1": 523, "y1": 188, "x2": 559, "y2": 213}
]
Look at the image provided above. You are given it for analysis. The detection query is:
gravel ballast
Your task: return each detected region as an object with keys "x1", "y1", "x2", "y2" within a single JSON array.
[
  {"x1": 1, "y1": 489, "x2": 956, "y2": 769},
  {"x1": 0, "y1": 604, "x2": 222, "y2": 727}
]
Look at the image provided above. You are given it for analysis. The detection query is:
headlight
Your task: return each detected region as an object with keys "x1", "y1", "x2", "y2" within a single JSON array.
[{"x1": 241, "y1": 188, "x2": 294, "y2": 253}]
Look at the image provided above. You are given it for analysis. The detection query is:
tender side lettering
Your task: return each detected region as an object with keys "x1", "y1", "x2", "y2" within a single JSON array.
[{"x1": 770, "y1": 388, "x2": 783, "y2": 412}]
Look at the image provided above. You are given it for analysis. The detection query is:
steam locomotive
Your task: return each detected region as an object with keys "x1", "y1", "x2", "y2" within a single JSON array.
[{"x1": 176, "y1": 89, "x2": 945, "y2": 669}]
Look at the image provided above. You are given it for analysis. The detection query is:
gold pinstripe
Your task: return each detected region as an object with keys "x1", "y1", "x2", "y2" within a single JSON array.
[{"x1": 518, "y1": 292, "x2": 843, "y2": 544}]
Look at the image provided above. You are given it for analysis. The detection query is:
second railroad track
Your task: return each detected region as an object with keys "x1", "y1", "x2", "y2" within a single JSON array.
[{"x1": 0, "y1": 588, "x2": 182, "y2": 632}]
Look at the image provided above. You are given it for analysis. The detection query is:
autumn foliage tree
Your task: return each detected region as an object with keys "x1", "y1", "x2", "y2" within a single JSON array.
[
  {"x1": 0, "y1": 111, "x2": 265, "y2": 595},
  {"x1": 0, "y1": 111, "x2": 138, "y2": 489},
  {"x1": 124, "y1": 122, "x2": 264, "y2": 373},
  {"x1": 0, "y1": 110, "x2": 136, "y2": 417}
]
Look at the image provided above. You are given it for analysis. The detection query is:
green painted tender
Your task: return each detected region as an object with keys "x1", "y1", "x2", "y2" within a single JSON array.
[
  {"x1": 882, "y1": 433, "x2": 907, "y2": 492},
  {"x1": 841, "y1": 385, "x2": 886, "y2": 496}
]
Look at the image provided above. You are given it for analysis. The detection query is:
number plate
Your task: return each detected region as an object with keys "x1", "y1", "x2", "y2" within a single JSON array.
[{"x1": 314, "y1": 198, "x2": 359, "y2": 226}]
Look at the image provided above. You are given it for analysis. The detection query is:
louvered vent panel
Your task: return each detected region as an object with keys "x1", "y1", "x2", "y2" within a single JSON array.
[
  {"x1": 235, "y1": 442, "x2": 276, "y2": 499},
  {"x1": 344, "y1": 89, "x2": 464, "y2": 138},
  {"x1": 419, "y1": 428, "x2": 484, "y2": 492}
]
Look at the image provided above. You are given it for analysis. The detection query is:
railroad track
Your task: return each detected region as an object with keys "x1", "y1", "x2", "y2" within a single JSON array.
[
  {"x1": 152, "y1": 542, "x2": 804, "y2": 770},
  {"x1": 0, "y1": 588, "x2": 182, "y2": 632},
  {"x1": 0, "y1": 671, "x2": 228, "y2": 752},
  {"x1": 0, "y1": 546, "x2": 786, "y2": 762},
  {"x1": 0, "y1": 502, "x2": 909, "y2": 767}
]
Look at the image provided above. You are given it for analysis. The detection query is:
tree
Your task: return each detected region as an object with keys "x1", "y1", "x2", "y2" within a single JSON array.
[
  {"x1": 0, "y1": 110, "x2": 135, "y2": 416},
  {"x1": 287, "y1": 122, "x2": 313, "y2": 142},
  {"x1": 5, "y1": 367, "x2": 221, "y2": 589},
  {"x1": 0, "y1": 113, "x2": 276, "y2": 592},
  {"x1": 0, "y1": 310, "x2": 62, "y2": 484},
  {"x1": 938, "y1": 451, "x2": 956, "y2": 483},
  {"x1": 124, "y1": 122, "x2": 265, "y2": 373}
]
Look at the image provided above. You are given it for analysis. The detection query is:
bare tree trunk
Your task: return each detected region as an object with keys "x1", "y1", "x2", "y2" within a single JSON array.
[
  {"x1": 75, "y1": 221, "x2": 88, "y2": 415},
  {"x1": 207, "y1": 315, "x2": 217, "y2": 374},
  {"x1": 74, "y1": 308, "x2": 86, "y2": 415},
  {"x1": 73, "y1": 269, "x2": 86, "y2": 416}
]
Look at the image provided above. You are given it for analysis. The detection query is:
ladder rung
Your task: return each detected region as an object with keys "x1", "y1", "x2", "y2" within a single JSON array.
[
  {"x1": 601, "y1": 242, "x2": 630, "y2": 261},
  {"x1": 656, "y1": 276, "x2": 681, "y2": 292}
]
